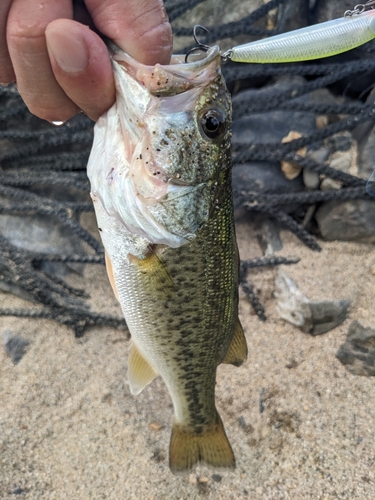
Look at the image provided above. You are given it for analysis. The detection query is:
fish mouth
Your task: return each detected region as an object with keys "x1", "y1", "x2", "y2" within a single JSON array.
[{"x1": 110, "y1": 45, "x2": 222, "y2": 96}]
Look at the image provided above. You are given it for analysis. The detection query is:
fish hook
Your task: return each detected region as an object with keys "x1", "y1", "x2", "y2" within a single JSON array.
[{"x1": 185, "y1": 25, "x2": 211, "y2": 63}]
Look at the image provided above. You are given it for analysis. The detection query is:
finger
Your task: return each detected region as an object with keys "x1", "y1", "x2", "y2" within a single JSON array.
[
  {"x1": 0, "y1": 0, "x2": 15, "y2": 83},
  {"x1": 46, "y1": 19, "x2": 115, "y2": 121},
  {"x1": 6, "y1": 0, "x2": 78, "y2": 122},
  {"x1": 85, "y1": 0, "x2": 173, "y2": 65}
]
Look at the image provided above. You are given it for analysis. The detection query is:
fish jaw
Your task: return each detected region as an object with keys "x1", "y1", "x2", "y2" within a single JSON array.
[{"x1": 87, "y1": 46, "x2": 232, "y2": 250}]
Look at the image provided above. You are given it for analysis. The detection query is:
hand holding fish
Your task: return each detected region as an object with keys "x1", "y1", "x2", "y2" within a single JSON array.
[{"x1": 0, "y1": 0, "x2": 172, "y2": 122}]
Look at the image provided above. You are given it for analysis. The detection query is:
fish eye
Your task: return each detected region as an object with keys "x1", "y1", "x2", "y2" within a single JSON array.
[{"x1": 200, "y1": 109, "x2": 226, "y2": 140}]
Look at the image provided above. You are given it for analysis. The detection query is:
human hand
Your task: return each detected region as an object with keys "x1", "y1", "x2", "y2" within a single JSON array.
[{"x1": 1, "y1": 0, "x2": 172, "y2": 122}]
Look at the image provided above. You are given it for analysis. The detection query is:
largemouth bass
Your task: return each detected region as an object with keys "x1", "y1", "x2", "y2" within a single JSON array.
[{"x1": 87, "y1": 45, "x2": 247, "y2": 475}]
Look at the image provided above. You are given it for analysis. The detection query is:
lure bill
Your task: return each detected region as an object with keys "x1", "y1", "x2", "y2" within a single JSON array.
[
  {"x1": 225, "y1": 9, "x2": 375, "y2": 63},
  {"x1": 87, "y1": 46, "x2": 247, "y2": 475}
]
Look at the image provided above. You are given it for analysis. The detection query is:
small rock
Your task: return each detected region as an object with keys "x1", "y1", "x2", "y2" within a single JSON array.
[
  {"x1": 12, "y1": 488, "x2": 25, "y2": 495},
  {"x1": 188, "y1": 474, "x2": 197, "y2": 485},
  {"x1": 212, "y1": 474, "x2": 222, "y2": 483},
  {"x1": 0, "y1": 212, "x2": 85, "y2": 278},
  {"x1": 336, "y1": 321, "x2": 375, "y2": 376},
  {"x1": 281, "y1": 161, "x2": 302, "y2": 180},
  {"x1": 198, "y1": 476, "x2": 209, "y2": 484},
  {"x1": 285, "y1": 358, "x2": 299, "y2": 369},
  {"x1": 320, "y1": 177, "x2": 343, "y2": 191},
  {"x1": 275, "y1": 271, "x2": 312, "y2": 331},
  {"x1": 232, "y1": 162, "x2": 304, "y2": 216},
  {"x1": 309, "y1": 300, "x2": 350, "y2": 336},
  {"x1": 275, "y1": 270, "x2": 349, "y2": 334},
  {"x1": 260, "y1": 425, "x2": 272, "y2": 439},
  {"x1": 303, "y1": 168, "x2": 320, "y2": 190},
  {"x1": 316, "y1": 115, "x2": 329, "y2": 129},
  {"x1": 329, "y1": 150, "x2": 352, "y2": 173},
  {"x1": 329, "y1": 132, "x2": 353, "y2": 156},
  {"x1": 281, "y1": 131, "x2": 306, "y2": 180},
  {"x1": 306, "y1": 145, "x2": 331, "y2": 164},
  {"x1": 256, "y1": 218, "x2": 283, "y2": 255},
  {"x1": 315, "y1": 199, "x2": 375, "y2": 243},
  {"x1": 149, "y1": 422, "x2": 163, "y2": 431},
  {"x1": 2, "y1": 330, "x2": 30, "y2": 364}
]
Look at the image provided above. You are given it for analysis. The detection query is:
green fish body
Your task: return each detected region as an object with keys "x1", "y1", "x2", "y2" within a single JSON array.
[{"x1": 87, "y1": 46, "x2": 247, "y2": 475}]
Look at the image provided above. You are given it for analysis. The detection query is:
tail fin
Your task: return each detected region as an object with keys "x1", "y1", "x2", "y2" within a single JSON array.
[{"x1": 169, "y1": 412, "x2": 235, "y2": 476}]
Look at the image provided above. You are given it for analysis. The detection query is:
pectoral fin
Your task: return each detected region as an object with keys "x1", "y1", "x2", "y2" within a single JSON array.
[
  {"x1": 222, "y1": 319, "x2": 248, "y2": 367},
  {"x1": 129, "y1": 250, "x2": 173, "y2": 289},
  {"x1": 128, "y1": 341, "x2": 158, "y2": 395}
]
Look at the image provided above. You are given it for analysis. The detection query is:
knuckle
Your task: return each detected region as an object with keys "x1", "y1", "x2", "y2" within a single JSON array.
[
  {"x1": 7, "y1": 18, "x2": 46, "y2": 46},
  {"x1": 137, "y1": 22, "x2": 173, "y2": 63},
  {"x1": 131, "y1": 2, "x2": 169, "y2": 36}
]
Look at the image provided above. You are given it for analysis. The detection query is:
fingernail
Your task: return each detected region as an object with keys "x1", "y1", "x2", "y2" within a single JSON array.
[{"x1": 46, "y1": 27, "x2": 88, "y2": 73}]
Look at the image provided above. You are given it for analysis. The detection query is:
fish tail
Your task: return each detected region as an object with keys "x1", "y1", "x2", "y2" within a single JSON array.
[{"x1": 169, "y1": 411, "x2": 235, "y2": 475}]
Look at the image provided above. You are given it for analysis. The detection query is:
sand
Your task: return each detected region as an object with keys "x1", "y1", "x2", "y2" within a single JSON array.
[{"x1": 1, "y1": 214, "x2": 375, "y2": 500}]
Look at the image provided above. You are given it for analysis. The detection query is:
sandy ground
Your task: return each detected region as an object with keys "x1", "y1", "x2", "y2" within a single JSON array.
[{"x1": 1, "y1": 213, "x2": 375, "y2": 500}]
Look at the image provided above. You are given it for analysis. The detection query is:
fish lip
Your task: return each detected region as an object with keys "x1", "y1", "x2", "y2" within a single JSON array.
[{"x1": 109, "y1": 44, "x2": 222, "y2": 96}]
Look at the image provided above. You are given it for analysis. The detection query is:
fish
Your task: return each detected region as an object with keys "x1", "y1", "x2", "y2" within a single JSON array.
[{"x1": 87, "y1": 44, "x2": 247, "y2": 475}]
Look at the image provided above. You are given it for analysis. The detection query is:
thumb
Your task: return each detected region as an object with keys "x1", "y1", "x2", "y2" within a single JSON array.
[
  {"x1": 84, "y1": 0, "x2": 172, "y2": 65},
  {"x1": 46, "y1": 19, "x2": 115, "y2": 121}
]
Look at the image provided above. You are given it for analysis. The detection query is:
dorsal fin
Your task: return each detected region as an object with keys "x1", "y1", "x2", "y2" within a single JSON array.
[
  {"x1": 222, "y1": 319, "x2": 248, "y2": 367},
  {"x1": 127, "y1": 341, "x2": 158, "y2": 395}
]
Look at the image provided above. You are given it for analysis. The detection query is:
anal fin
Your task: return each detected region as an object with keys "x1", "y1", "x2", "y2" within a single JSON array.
[
  {"x1": 222, "y1": 319, "x2": 248, "y2": 367},
  {"x1": 128, "y1": 341, "x2": 158, "y2": 395},
  {"x1": 169, "y1": 411, "x2": 235, "y2": 476}
]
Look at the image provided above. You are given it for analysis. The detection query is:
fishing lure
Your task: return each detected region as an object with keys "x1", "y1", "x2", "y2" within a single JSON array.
[
  {"x1": 223, "y1": 5, "x2": 375, "y2": 63},
  {"x1": 186, "y1": 1, "x2": 375, "y2": 64}
]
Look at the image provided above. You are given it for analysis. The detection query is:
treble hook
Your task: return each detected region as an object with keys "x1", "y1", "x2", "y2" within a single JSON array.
[{"x1": 185, "y1": 25, "x2": 211, "y2": 63}]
